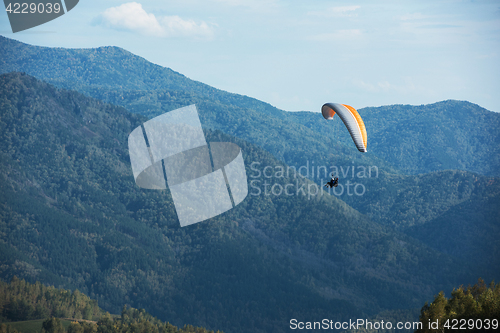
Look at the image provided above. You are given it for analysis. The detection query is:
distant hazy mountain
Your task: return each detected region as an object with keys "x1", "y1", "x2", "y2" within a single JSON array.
[
  {"x1": 286, "y1": 101, "x2": 500, "y2": 176},
  {"x1": 0, "y1": 35, "x2": 283, "y2": 118},
  {"x1": 2, "y1": 35, "x2": 498, "y2": 178},
  {"x1": 1, "y1": 72, "x2": 485, "y2": 333}
]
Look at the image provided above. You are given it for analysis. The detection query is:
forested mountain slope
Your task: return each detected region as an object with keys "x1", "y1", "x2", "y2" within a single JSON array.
[
  {"x1": 0, "y1": 35, "x2": 283, "y2": 118},
  {"x1": 3, "y1": 36, "x2": 499, "y2": 178},
  {"x1": 340, "y1": 170, "x2": 500, "y2": 277},
  {"x1": 0, "y1": 72, "x2": 479, "y2": 333},
  {"x1": 0, "y1": 277, "x2": 221, "y2": 333},
  {"x1": 285, "y1": 101, "x2": 500, "y2": 176},
  {"x1": 1, "y1": 35, "x2": 499, "y2": 332}
]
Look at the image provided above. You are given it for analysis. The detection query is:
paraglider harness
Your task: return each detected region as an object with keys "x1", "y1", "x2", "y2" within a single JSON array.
[{"x1": 324, "y1": 176, "x2": 339, "y2": 188}]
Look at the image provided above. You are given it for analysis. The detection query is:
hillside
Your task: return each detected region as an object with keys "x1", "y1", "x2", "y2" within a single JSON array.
[
  {"x1": 0, "y1": 277, "x2": 221, "y2": 333},
  {"x1": 0, "y1": 72, "x2": 486, "y2": 332},
  {"x1": 340, "y1": 170, "x2": 500, "y2": 276},
  {"x1": 415, "y1": 279, "x2": 500, "y2": 333},
  {"x1": 0, "y1": 35, "x2": 284, "y2": 119},
  {"x1": 1, "y1": 35, "x2": 499, "y2": 332},
  {"x1": 3, "y1": 36, "x2": 499, "y2": 179},
  {"x1": 285, "y1": 101, "x2": 500, "y2": 176}
]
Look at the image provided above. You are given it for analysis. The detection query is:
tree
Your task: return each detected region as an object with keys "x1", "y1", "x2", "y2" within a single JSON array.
[
  {"x1": 416, "y1": 279, "x2": 500, "y2": 333},
  {"x1": 68, "y1": 322, "x2": 85, "y2": 333},
  {"x1": 0, "y1": 324, "x2": 19, "y2": 333},
  {"x1": 97, "y1": 314, "x2": 117, "y2": 333},
  {"x1": 42, "y1": 317, "x2": 65, "y2": 333}
]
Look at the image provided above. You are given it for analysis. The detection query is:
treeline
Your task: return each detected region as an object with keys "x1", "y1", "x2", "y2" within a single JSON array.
[
  {"x1": 416, "y1": 279, "x2": 500, "y2": 332},
  {"x1": 0, "y1": 277, "x2": 222, "y2": 333},
  {"x1": 90, "y1": 307, "x2": 223, "y2": 333},
  {"x1": 0, "y1": 276, "x2": 103, "y2": 321}
]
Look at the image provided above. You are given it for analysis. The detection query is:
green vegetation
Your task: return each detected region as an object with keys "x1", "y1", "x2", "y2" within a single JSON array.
[
  {"x1": 1, "y1": 36, "x2": 499, "y2": 179},
  {"x1": 1, "y1": 323, "x2": 20, "y2": 333},
  {"x1": 7, "y1": 318, "x2": 72, "y2": 333},
  {"x1": 3, "y1": 319, "x2": 38, "y2": 333},
  {"x1": 0, "y1": 277, "x2": 103, "y2": 321},
  {"x1": 0, "y1": 72, "x2": 368, "y2": 332},
  {"x1": 0, "y1": 35, "x2": 499, "y2": 333},
  {"x1": 0, "y1": 71, "x2": 479, "y2": 333},
  {"x1": 416, "y1": 279, "x2": 500, "y2": 332},
  {"x1": 359, "y1": 101, "x2": 500, "y2": 176},
  {"x1": 0, "y1": 278, "x2": 222, "y2": 333},
  {"x1": 0, "y1": 69, "x2": 497, "y2": 332}
]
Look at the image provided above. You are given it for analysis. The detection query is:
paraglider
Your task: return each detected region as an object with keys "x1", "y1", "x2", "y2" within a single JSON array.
[
  {"x1": 322, "y1": 103, "x2": 367, "y2": 188},
  {"x1": 321, "y1": 103, "x2": 367, "y2": 153},
  {"x1": 324, "y1": 176, "x2": 339, "y2": 188}
]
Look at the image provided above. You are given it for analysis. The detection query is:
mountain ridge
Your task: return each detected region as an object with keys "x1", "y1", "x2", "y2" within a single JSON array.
[
  {"x1": 1, "y1": 72, "x2": 488, "y2": 332},
  {"x1": 0, "y1": 35, "x2": 285, "y2": 119},
  {"x1": 1, "y1": 35, "x2": 498, "y2": 179},
  {"x1": 1, "y1": 35, "x2": 499, "y2": 332}
]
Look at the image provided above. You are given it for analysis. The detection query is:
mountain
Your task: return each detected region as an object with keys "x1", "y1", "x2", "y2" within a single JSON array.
[
  {"x1": 0, "y1": 277, "x2": 222, "y2": 333},
  {"x1": 0, "y1": 35, "x2": 284, "y2": 119},
  {"x1": 1, "y1": 35, "x2": 499, "y2": 332},
  {"x1": 0, "y1": 72, "x2": 486, "y2": 333},
  {"x1": 1, "y1": 36, "x2": 499, "y2": 179},
  {"x1": 340, "y1": 170, "x2": 500, "y2": 276},
  {"x1": 0, "y1": 36, "x2": 400, "y2": 197},
  {"x1": 341, "y1": 170, "x2": 500, "y2": 228},
  {"x1": 285, "y1": 101, "x2": 500, "y2": 176}
]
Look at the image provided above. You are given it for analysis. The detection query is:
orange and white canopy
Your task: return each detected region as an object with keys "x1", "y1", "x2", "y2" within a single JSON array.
[{"x1": 321, "y1": 103, "x2": 367, "y2": 153}]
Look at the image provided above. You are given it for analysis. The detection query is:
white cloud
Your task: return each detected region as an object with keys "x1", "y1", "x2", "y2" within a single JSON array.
[
  {"x1": 308, "y1": 5, "x2": 361, "y2": 17},
  {"x1": 97, "y1": 2, "x2": 215, "y2": 39},
  {"x1": 159, "y1": 15, "x2": 215, "y2": 38},
  {"x1": 99, "y1": 2, "x2": 163, "y2": 36}
]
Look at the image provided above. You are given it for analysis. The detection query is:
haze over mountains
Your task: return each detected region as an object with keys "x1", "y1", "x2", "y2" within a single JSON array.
[
  {"x1": 0, "y1": 36, "x2": 499, "y2": 332},
  {"x1": 2, "y1": 36, "x2": 499, "y2": 177}
]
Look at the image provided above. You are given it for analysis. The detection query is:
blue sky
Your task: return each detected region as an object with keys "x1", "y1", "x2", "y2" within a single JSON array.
[{"x1": 1, "y1": 0, "x2": 499, "y2": 112}]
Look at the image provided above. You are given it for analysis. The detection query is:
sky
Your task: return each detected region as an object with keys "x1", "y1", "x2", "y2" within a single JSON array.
[{"x1": 1, "y1": 0, "x2": 499, "y2": 112}]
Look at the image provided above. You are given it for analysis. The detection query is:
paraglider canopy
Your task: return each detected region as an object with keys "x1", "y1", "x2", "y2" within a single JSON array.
[{"x1": 322, "y1": 103, "x2": 367, "y2": 153}]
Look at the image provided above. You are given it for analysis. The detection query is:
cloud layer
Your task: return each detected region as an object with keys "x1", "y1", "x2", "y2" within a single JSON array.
[{"x1": 97, "y1": 2, "x2": 214, "y2": 39}]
